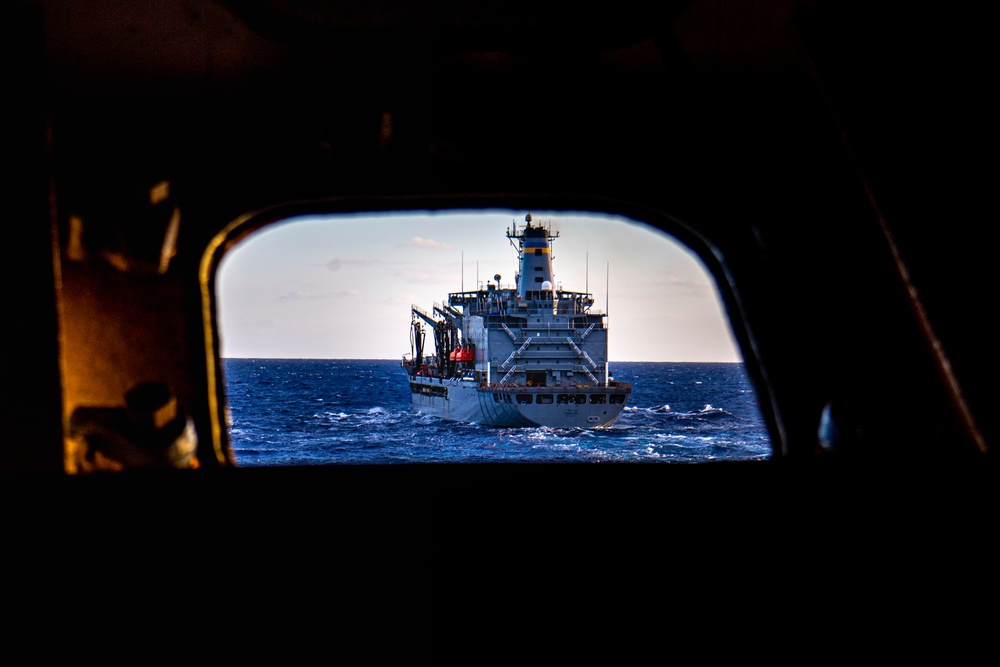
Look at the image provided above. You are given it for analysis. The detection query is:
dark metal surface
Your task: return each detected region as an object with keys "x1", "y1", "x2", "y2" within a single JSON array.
[{"x1": 2, "y1": 0, "x2": 995, "y2": 655}]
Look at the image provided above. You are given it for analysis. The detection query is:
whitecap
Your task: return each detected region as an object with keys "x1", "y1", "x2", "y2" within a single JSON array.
[{"x1": 317, "y1": 411, "x2": 350, "y2": 421}]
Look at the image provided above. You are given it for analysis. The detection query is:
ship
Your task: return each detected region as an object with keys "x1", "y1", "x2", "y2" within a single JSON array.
[{"x1": 401, "y1": 214, "x2": 632, "y2": 428}]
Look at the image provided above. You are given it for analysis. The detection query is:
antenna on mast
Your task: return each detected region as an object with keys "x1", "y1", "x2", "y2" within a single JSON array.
[
  {"x1": 606, "y1": 261, "x2": 610, "y2": 315},
  {"x1": 605, "y1": 261, "x2": 611, "y2": 383}
]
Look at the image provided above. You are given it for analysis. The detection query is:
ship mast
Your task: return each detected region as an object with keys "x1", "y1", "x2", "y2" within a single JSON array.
[{"x1": 509, "y1": 213, "x2": 558, "y2": 299}]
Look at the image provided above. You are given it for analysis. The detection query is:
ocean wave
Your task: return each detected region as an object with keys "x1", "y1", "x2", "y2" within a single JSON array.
[
  {"x1": 623, "y1": 404, "x2": 671, "y2": 413},
  {"x1": 317, "y1": 411, "x2": 351, "y2": 421},
  {"x1": 225, "y1": 358, "x2": 771, "y2": 465}
]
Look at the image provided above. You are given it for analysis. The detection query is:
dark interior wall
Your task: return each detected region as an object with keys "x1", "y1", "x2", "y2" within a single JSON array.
[
  {"x1": 5, "y1": 0, "x2": 993, "y2": 473},
  {"x1": 4, "y1": 2, "x2": 63, "y2": 471},
  {"x1": 1, "y1": 2, "x2": 995, "y2": 658}
]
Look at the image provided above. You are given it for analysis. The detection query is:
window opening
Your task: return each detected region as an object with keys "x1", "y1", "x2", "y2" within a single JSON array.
[{"x1": 215, "y1": 210, "x2": 770, "y2": 465}]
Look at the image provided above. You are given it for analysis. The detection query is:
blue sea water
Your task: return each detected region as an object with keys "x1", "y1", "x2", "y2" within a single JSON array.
[{"x1": 224, "y1": 358, "x2": 772, "y2": 465}]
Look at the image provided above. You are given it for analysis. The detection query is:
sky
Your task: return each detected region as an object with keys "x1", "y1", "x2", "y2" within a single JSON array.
[{"x1": 216, "y1": 210, "x2": 742, "y2": 362}]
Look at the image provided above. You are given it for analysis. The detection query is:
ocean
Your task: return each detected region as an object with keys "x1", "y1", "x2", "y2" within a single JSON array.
[{"x1": 224, "y1": 358, "x2": 772, "y2": 465}]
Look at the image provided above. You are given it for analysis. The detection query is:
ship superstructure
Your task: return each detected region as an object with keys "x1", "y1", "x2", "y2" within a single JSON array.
[{"x1": 401, "y1": 214, "x2": 631, "y2": 428}]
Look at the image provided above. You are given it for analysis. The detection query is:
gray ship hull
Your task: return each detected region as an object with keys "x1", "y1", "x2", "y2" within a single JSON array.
[{"x1": 407, "y1": 375, "x2": 630, "y2": 428}]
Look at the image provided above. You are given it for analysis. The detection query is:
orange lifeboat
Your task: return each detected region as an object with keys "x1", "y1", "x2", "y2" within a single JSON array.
[{"x1": 449, "y1": 348, "x2": 474, "y2": 362}]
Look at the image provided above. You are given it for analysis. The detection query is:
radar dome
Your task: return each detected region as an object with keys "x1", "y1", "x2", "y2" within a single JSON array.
[{"x1": 541, "y1": 280, "x2": 553, "y2": 290}]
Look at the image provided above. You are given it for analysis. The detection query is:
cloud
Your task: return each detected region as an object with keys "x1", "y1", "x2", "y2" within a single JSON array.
[
  {"x1": 404, "y1": 236, "x2": 454, "y2": 250},
  {"x1": 278, "y1": 289, "x2": 362, "y2": 301},
  {"x1": 397, "y1": 271, "x2": 440, "y2": 285},
  {"x1": 277, "y1": 291, "x2": 317, "y2": 301},
  {"x1": 325, "y1": 258, "x2": 391, "y2": 271},
  {"x1": 638, "y1": 271, "x2": 714, "y2": 295}
]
